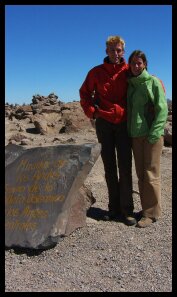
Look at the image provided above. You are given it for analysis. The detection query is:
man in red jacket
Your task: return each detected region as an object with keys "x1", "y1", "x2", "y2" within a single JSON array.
[{"x1": 79, "y1": 36, "x2": 136, "y2": 226}]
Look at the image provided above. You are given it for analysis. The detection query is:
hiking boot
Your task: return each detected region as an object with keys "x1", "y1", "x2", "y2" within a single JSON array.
[
  {"x1": 102, "y1": 211, "x2": 119, "y2": 221},
  {"x1": 137, "y1": 217, "x2": 154, "y2": 228},
  {"x1": 123, "y1": 214, "x2": 137, "y2": 226},
  {"x1": 135, "y1": 211, "x2": 143, "y2": 221}
]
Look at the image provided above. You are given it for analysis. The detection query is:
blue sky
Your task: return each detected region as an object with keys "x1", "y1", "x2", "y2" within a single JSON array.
[{"x1": 5, "y1": 4, "x2": 172, "y2": 105}]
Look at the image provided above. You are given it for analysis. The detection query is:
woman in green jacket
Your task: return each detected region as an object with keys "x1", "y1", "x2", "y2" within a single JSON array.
[{"x1": 127, "y1": 50, "x2": 168, "y2": 228}]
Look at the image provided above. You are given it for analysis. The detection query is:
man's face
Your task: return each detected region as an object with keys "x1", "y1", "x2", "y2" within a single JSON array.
[{"x1": 106, "y1": 42, "x2": 124, "y2": 64}]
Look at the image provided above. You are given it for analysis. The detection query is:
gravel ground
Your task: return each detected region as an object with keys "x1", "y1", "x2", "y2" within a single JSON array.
[{"x1": 5, "y1": 146, "x2": 172, "y2": 292}]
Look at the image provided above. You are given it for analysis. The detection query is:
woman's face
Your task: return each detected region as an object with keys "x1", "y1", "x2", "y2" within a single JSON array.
[{"x1": 130, "y1": 56, "x2": 146, "y2": 77}]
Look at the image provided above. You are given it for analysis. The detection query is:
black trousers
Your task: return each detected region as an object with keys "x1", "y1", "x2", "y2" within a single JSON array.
[{"x1": 95, "y1": 118, "x2": 134, "y2": 215}]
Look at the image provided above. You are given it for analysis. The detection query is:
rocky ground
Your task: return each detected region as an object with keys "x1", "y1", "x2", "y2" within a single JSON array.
[{"x1": 5, "y1": 98, "x2": 172, "y2": 292}]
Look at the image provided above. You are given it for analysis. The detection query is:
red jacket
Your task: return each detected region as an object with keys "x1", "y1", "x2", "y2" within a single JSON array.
[{"x1": 79, "y1": 57, "x2": 128, "y2": 124}]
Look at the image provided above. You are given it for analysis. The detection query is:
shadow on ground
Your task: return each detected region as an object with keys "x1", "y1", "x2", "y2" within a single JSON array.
[
  {"x1": 86, "y1": 207, "x2": 108, "y2": 221},
  {"x1": 5, "y1": 242, "x2": 58, "y2": 256},
  {"x1": 26, "y1": 127, "x2": 39, "y2": 134},
  {"x1": 87, "y1": 207, "x2": 142, "y2": 222}
]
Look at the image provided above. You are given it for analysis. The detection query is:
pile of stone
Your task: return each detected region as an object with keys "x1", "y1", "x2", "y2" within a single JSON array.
[
  {"x1": 5, "y1": 103, "x2": 15, "y2": 117},
  {"x1": 30, "y1": 93, "x2": 63, "y2": 115},
  {"x1": 28, "y1": 93, "x2": 64, "y2": 135},
  {"x1": 5, "y1": 93, "x2": 93, "y2": 136},
  {"x1": 5, "y1": 103, "x2": 33, "y2": 121},
  {"x1": 30, "y1": 94, "x2": 92, "y2": 135},
  {"x1": 5, "y1": 93, "x2": 63, "y2": 120}
]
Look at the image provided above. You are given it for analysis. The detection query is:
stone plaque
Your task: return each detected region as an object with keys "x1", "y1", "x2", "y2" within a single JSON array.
[{"x1": 5, "y1": 143, "x2": 101, "y2": 249}]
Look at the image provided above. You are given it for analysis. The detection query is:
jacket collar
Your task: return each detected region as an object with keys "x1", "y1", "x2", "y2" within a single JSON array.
[
  {"x1": 128, "y1": 69, "x2": 151, "y2": 86},
  {"x1": 103, "y1": 56, "x2": 127, "y2": 73}
]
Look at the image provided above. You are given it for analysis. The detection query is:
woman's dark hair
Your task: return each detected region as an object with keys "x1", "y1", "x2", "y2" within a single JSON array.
[{"x1": 128, "y1": 50, "x2": 148, "y2": 70}]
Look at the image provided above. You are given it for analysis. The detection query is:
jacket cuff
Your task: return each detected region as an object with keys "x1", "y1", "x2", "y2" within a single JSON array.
[{"x1": 85, "y1": 106, "x2": 96, "y2": 119}]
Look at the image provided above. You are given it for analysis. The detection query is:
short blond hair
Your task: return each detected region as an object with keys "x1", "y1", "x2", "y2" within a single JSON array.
[{"x1": 106, "y1": 36, "x2": 125, "y2": 50}]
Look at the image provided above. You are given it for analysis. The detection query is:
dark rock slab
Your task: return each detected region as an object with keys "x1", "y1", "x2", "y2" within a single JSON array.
[
  {"x1": 5, "y1": 143, "x2": 26, "y2": 166},
  {"x1": 5, "y1": 143, "x2": 101, "y2": 249}
]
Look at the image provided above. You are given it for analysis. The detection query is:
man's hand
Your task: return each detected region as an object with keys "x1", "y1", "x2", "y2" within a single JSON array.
[{"x1": 93, "y1": 110, "x2": 100, "y2": 119}]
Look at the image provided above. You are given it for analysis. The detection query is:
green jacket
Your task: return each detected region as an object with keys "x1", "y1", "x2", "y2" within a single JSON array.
[{"x1": 127, "y1": 69, "x2": 168, "y2": 144}]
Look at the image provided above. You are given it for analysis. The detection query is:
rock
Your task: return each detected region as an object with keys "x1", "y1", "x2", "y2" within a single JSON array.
[
  {"x1": 79, "y1": 185, "x2": 96, "y2": 210},
  {"x1": 167, "y1": 115, "x2": 172, "y2": 122},
  {"x1": 9, "y1": 133, "x2": 27, "y2": 142},
  {"x1": 33, "y1": 115, "x2": 48, "y2": 135},
  {"x1": 61, "y1": 102, "x2": 93, "y2": 130},
  {"x1": 5, "y1": 143, "x2": 101, "y2": 249},
  {"x1": 9, "y1": 139, "x2": 18, "y2": 144},
  {"x1": 20, "y1": 139, "x2": 32, "y2": 145},
  {"x1": 164, "y1": 122, "x2": 172, "y2": 146},
  {"x1": 167, "y1": 99, "x2": 172, "y2": 115}
]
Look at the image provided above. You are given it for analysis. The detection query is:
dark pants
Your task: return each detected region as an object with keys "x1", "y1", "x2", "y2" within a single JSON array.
[{"x1": 95, "y1": 118, "x2": 133, "y2": 215}]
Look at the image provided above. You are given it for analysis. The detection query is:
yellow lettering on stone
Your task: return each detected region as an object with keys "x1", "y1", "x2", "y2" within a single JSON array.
[
  {"x1": 6, "y1": 208, "x2": 20, "y2": 217},
  {"x1": 5, "y1": 184, "x2": 26, "y2": 193},
  {"x1": 16, "y1": 159, "x2": 50, "y2": 172},
  {"x1": 44, "y1": 182, "x2": 55, "y2": 192},
  {"x1": 26, "y1": 194, "x2": 65, "y2": 203},
  {"x1": 6, "y1": 194, "x2": 26, "y2": 205},
  {"x1": 28, "y1": 183, "x2": 40, "y2": 193},
  {"x1": 32, "y1": 170, "x2": 60, "y2": 181},
  {"x1": 55, "y1": 160, "x2": 66, "y2": 168},
  {"x1": 16, "y1": 174, "x2": 29, "y2": 183},
  {"x1": 21, "y1": 206, "x2": 48, "y2": 218},
  {"x1": 5, "y1": 220, "x2": 37, "y2": 230}
]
